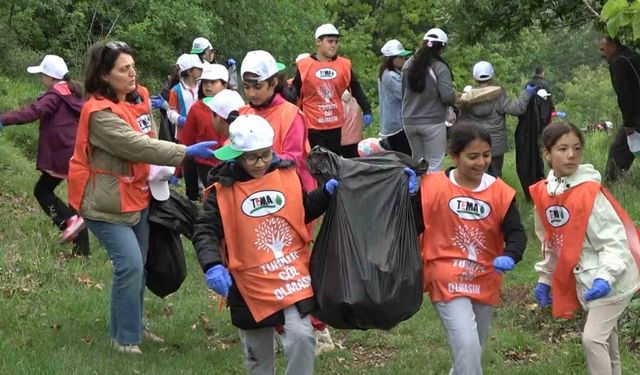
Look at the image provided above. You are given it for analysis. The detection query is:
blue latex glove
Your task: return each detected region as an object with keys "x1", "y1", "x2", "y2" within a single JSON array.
[
  {"x1": 205, "y1": 264, "x2": 232, "y2": 298},
  {"x1": 151, "y1": 95, "x2": 166, "y2": 110},
  {"x1": 186, "y1": 141, "x2": 218, "y2": 159},
  {"x1": 227, "y1": 58, "x2": 236, "y2": 67},
  {"x1": 556, "y1": 111, "x2": 566, "y2": 118},
  {"x1": 584, "y1": 278, "x2": 611, "y2": 301},
  {"x1": 534, "y1": 282, "x2": 552, "y2": 308},
  {"x1": 363, "y1": 113, "x2": 373, "y2": 128},
  {"x1": 324, "y1": 178, "x2": 339, "y2": 195},
  {"x1": 404, "y1": 168, "x2": 418, "y2": 194},
  {"x1": 168, "y1": 175, "x2": 180, "y2": 185},
  {"x1": 525, "y1": 83, "x2": 537, "y2": 95},
  {"x1": 178, "y1": 115, "x2": 187, "y2": 126},
  {"x1": 493, "y1": 256, "x2": 515, "y2": 273}
]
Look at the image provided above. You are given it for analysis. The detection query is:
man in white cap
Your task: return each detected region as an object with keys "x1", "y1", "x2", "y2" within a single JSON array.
[
  {"x1": 292, "y1": 23, "x2": 372, "y2": 155},
  {"x1": 192, "y1": 114, "x2": 338, "y2": 374}
]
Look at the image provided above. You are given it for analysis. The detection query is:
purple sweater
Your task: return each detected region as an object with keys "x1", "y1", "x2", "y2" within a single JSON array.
[{"x1": 1, "y1": 83, "x2": 84, "y2": 175}]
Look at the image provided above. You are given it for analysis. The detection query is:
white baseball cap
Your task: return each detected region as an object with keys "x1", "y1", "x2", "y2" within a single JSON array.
[
  {"x1": 214, "y1": 114, "x2": 274, "y2": 160},
  {"x1": 423, "y1": 28, "x2": 448, "y2": 44},
  {"x1": 473, "y1": 61, "x2": 494, "y2": 82},
  {"x1": 537, "y1": 89, "x2": 552, "y2": 98},
  {"x1": 315, "y1": 23, "x2": 340, "y2": 39},
  {"x1": 241, "y1": 50, "x2": 279, "y2": 82},
  {"x1": 198, "y1": 63, "x2": 229, "y2": 82},
  {"x1": 381, "y1": 39, "x2": 412, "y2": 57},
  {"x1": 191, "y1": 37, "x2": 213, "y2": 54},
  {"x1": 148, "y1": 165, "x2": 176, "y2": 201},
  {"x1": 203, "y1": 89, "x2": 245, "y2": 120},
  {"x1": 295, "y1": 53, "x2": 310, "y2": 64},
  {"x1": 27, "y1": 55, "x2": 68, "y2": 80},
  {"x1": 177, "y1": 54, "x2": 203, "y2": 73}
]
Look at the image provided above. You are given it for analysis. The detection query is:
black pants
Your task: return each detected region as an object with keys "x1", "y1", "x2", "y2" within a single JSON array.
[
  {"x1": 184, "y1": 158, "x2": 201, "y2": 201},
  {"x1": 34, "y1": 172, "x2": 89, "y2": 255},
  {"x1": 308, "y1": 128, "x2": 342, "y2": 155},
  {"x1": 196, "y1": 163, "x2": 213, "y2": 187},
  {"x1": 385, "y1": 130, "x2": 412, "y2": 156},
  {"x1": 487, "y1": 154, "x2": 504, "y2": 178},
  {"x1": 605, "y1": 127, "x2": 635, "y2": 182},
  {"x1": 340, "y1": 144, "x2": 359, "y2": 159}
]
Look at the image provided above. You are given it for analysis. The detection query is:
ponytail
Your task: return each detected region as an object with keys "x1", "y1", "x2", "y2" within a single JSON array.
[
  {"x1": 62, "y1": 73, "x2": 84, "y2": 99},
  {"x1": 227, "y1": 110, "x2": 239, "y2": 124},
  {"x1": 407, "y1": 40, "x2": 451, "y2": 92}
]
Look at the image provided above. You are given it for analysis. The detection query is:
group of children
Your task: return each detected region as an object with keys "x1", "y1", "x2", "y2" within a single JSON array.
[{"x1": 1, "y1": 23, "x2": 639, "y2": 375}]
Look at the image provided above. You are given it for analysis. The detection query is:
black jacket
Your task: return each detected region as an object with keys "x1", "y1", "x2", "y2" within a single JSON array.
[
  {"x1": 192, "y1": 157, "x2": 331, "y2": 329},
  {"x1": 609, "y1": 48, "x2": 640, "y2": 131}
]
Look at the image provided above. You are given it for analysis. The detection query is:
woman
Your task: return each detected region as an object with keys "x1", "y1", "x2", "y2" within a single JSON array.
[
  {"x1": 402, "y1": 28, "x2": 456, "y2": 172},
  {"x1": 67, "y1": 41, "x2": 218, "y2": 354},
  {"x1": 379, "y1": 39, "x2": 412, "y2": 155},
  {"x1": 0, "y1": 54, "x2": 89, "y2": 255}
]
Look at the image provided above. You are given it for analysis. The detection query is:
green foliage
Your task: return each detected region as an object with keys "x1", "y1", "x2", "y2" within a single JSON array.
[{"x1": 601, "y1": 0, "x2": 640, "y2": 40}]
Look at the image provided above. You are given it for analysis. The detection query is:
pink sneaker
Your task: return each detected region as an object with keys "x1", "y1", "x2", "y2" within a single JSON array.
[{"x1": 60, "y1": 215, "x2": 86, "y2": 243}]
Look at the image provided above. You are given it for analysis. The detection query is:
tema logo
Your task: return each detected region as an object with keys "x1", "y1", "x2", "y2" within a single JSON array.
[
  {"x1": 448, "y1": 196, "x2": 491, "y2": 220},
  {"x1": 242, "y1": 190, "x2": 285, "y2": 217},
  {"x1": 136, "y1": 114, "x2": 152, "y2": 134},
  {"x1": 315, "y1": 68, "x2": 337, "y2": 80},
  {"x1": 545, "y1": 205, "x2": 570, "y2": 227}
]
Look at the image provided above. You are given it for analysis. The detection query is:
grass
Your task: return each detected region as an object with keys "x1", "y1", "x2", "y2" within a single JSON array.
[{"x1": 2, "y1": 78, "x2": 640, "y2": 374}]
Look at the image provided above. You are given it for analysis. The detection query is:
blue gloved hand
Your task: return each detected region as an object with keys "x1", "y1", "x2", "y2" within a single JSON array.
[
  {"x1": 227, "y1": 58, "x2": 236, "y2": 67},
  {"x1": 205, "y1": 264, "x2": 232, "y2": 298},
  {"x1": 324, "y1": 178, "x2": 339, "y2": 195},
  {"x1": 168, "y1": 175, "x2": 180, "y2": 185},
  {"x1": 151, "y1": 95, "x2": 167, "y2": 110},
  {"x1": 363, "y1": 113, "x2": 373, "y2": 128},
  {"x1": 584, "y1": 278, "x2": 611, "y2": 301},
  {"x1": 186, "y1": 141, "x2": 218, "y2": 159},
  {"x1": 555, "y1": 111, "x2": 566, "y2": 118},
  {"x1": 178, "y1": 115, "x2": 187, "y2": 126},
  {"x1": 493, "y1": 256, "x2": 515, "y2": 273},
  {"x1": 525, "y1": 83, "x2": 538, "y2": 95},
  {"x1": 534, "y1": 282, "x2": 552, "y2": 308},
  {"x1": 404, "y1": 168, "x2": 418, "y2": 194}
]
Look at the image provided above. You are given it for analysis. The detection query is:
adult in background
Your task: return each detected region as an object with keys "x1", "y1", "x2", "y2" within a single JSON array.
[
  {"x1": 530, "y1": 65, "x2": 552, "y2": 92},
  {"x1": 378, "y1": 39, "x2": 412, "y2": 155},
  {"x1": 402, "y1": 28, "x2": 456, "y2": 172},
  {"x1": 457, "y1": 61, "x2": 535, "y2": 177},
  {"x1": 0, "y1": 55, "x2": 89, "y2": 255},
  {"x1": 67, "y1": 41, "x2": 218, "y2": 354},
  {"x1": 293, "y1": 23, "x2": 372, "y2": 155},
  {"x1": 599, "y1": 36, "x2": 640, "y2": 182}
]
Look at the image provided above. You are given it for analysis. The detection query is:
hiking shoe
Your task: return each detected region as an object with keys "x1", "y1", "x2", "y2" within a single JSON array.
[
  {"x1": 315, "y1": 327, "x2": 335, "y2": 356},
  {"x1": 142, "y1": 328, "x2": 165, "y2": 343},
  {"x1": 111, "y1": 341, "x2": 142, "y2": 355},
  {"x1": 60, "y1": 215, "x2": 85, "y2": 243}
]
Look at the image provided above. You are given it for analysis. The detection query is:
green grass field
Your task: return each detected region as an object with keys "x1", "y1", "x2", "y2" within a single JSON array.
[{"x1": 2, "y1": 78, "x2": 640, "y2": 374}]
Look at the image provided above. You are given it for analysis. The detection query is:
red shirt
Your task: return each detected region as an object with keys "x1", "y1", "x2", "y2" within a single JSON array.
[{"x1": 180, "y1": 100, "x2": 226, "y2": 166}]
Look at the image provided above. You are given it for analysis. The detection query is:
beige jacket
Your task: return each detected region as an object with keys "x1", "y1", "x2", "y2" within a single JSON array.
[
  {"x1": 80, "y1": 110, "x2": 187, "y2": 225},
  {"x1": 534, "y1": 164, "x2": 640, "y2": 310}
]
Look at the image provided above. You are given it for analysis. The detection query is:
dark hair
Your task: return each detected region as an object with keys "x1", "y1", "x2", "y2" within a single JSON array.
[
  {"x1": 378, "y1": 56, "x2": 397, "y2": 80},
  {"x1": 534, "y1": 65, "x2": 544, "y2": 75},
  {"x1": 407, "y1": 40, "x2": 452, "y2": 92},
  {"x1": 242, "y1": 72, "x2": 277, "y2": 88},
  {"x1": 168, "y1": 65, "x2": 180, "y2": 91},
  {"x1": 318, "y1": 35, "x2": 339, "y2": 41},
  {"x1": 448, "y1": 121, "x2": 492, "y2": 156},
  {"x1": 197, "y1": 78, "x2": 228, "y2": 99},
  {"x1": 61, "y1": 73, "x2": 83, "y2": 99},
  {"x1": 604, "y1": 36, "x2": 623, "y2": 48},
  {"x1": 541, "y1": 121, "x2": 585, "y2": 152},
  {"x1": 84, "y1": 41, "x2": 137, "y2": 103}
]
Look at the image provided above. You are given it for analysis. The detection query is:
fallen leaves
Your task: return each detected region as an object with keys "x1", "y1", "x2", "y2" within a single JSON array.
[{"x1": 75, "y1": 273, "x2": 103, "y2": 290}]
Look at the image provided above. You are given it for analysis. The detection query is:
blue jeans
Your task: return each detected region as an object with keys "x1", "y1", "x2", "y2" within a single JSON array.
[{"x1": 86, "y1": 209, "x2": 149, "y2": 345}]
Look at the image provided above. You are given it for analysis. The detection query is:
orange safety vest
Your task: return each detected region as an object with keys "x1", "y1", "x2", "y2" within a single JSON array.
[
  {"x1": 67, "y1": 87, "x2": 155, "y2": 213},
  {"x1": 421, "y1": 172, "x2": 515, "y2": 305},
  {"x1": 529, "y1": 180, "x2": 640, "y2": 319},
  {"x1": 216, "y1": 167, "x2": 313, "y2": 322},
  {"x1": 297, "y1": 56, "x2": 351, "y2": 130},
  {"x1": 239, "y1": 102, "x2": 310, "y2": 154}
]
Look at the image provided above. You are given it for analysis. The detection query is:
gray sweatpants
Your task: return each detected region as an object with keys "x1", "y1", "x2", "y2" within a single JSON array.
[
  {"x1": 404, "y1": 122, "x2": 447, "y2": 173},
  {"x1": 434, "y1": 297, "x2": 494, "y2": 375},
  {"x1": 239, "y1": 306, "x2": 315, "y2": 375}
]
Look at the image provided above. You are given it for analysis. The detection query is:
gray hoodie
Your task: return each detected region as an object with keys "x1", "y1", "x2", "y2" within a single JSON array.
[{"x1": 401, "y1": 58, "x2": 456, "y2": 126}]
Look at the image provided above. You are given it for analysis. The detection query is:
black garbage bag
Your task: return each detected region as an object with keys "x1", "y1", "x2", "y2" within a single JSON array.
[
  {"x1": 146, "y1": 190, "x2": 197, "y2": 298},
  {"x1": 307, "y1": 147, "x2": 423, "y2": 330}
]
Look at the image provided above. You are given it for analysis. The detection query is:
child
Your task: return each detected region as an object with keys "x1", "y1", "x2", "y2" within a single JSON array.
[
  {"x1": 205, "y1": 88, "x2": 245, "y2": 139},
  {"x1": 180, "y1": 64, "x2": 230, "y2": 186},
  {"x1": 415, "y1": 122, "x2": 527, "y2": 374},
  {"x1": 340, "y1": 90, "x2": 363, "y2": 158},
  {"x1": 192, "y1": 114, "x2": 337, "y2": 374},
  {"x1": 191, "y1": 37, "x2": 215, "y2": 64},
  {"x1": 0, "y1": 55, "x2": 89, "y2": 255},
  {"x1": 531, "y1": 121, "x2": 640, "y2": 375}
]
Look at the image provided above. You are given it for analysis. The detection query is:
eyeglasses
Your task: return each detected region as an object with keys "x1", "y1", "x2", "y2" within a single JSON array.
[
  {"x1": 106, "y1": 41, "x2": 129, "y2": 50},
  {"x1": 241, "y1": 151, "x2": 273, "y2": 166}
]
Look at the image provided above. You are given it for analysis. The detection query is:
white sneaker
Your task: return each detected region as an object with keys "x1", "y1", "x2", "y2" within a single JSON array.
[
  {"x1": 315, "y1": 327, "x2": 335, "y2": 356},
  {"x1": 142, "y1": 328, "x2": 165, "y2": 343},
  {"x1": 112, "y1": 340, "x2": 142, "y2": 355}
]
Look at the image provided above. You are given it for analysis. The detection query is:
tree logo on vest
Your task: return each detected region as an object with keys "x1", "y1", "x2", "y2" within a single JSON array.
[
  {"x1": 452, "y1": 224, "x2": 487, "y2": 261},
  {"x1": 255, "y1": 217, "x2": 293, "y2": 259},
  {"x1": 136, "y1": 114, "x2": 152, "y2": 134},
  {"x1": 315, "y1": 68, "x2": 337, "y2": 80},
  {"x1": 448, "y1": 197, "x2": 491, "y2": 220},
  {"x1": 242, "y1": 190, "x2": 285, "y2": 218},
  {"x1": 544, "y1": 233, "x2": 564, "y2": 255},
  {"x1": 545, "y1": 205, "x2": 570, "y2": 227},
  {"x1": 317, "y1": 82, "x2": 336, "y2": 103}
]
